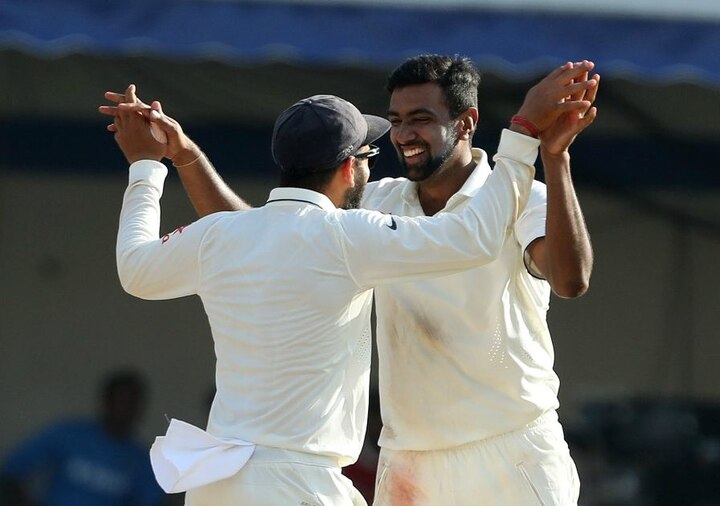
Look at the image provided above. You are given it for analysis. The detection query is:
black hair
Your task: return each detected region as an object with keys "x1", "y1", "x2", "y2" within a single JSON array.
[{"x1": 387, "y1": 54, "x2": 481, "y2": 118}]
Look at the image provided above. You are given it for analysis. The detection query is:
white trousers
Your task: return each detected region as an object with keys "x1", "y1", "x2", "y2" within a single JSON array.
[
  {"x1": 374, "y1": 411, "x2": 580, "y2": 506},
  {"x1": 184, "y1": 446, "x2": 368, "y2": 506}
]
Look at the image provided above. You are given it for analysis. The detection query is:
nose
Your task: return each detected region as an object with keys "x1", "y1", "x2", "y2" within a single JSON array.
[{"x1": 392, "y1": 121, "x2": 416, "y2": 145}]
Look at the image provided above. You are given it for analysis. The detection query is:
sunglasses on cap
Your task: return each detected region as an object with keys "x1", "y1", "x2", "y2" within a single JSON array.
[{"x1": 354, "y1": 145, "x2": 380, "y2": 169}]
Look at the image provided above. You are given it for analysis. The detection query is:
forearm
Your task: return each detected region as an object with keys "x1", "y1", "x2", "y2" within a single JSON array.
[
  {"x1": 116, "y1": 161, "x2": 202, "y2": 300},
  {"x1": 541, "y1": 149, "x2": 593, "y2": 298},
  {"x1": 492, "y1": 129, "x2": 539, "y2": 219},
  {"x1": 117, "y1": 162, "x2": 167, "y2": 295},
  {"x1": 173, "y1": 150, "x2": 250, "y2": 217}
]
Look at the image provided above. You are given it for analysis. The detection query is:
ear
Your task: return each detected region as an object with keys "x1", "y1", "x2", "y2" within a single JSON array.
[
  {"x1": 339, "y1": 157, "x2": 355, "y2": 187},
  {"x1": 457, "y1": 107, "x2": 479, "y2": 141}
]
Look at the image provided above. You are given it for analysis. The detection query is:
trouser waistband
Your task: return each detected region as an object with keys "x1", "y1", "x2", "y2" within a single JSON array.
[
  {"x1": 522, "y1": 409, "x2": 558, "y2": 430},
  {"x1": 478, "y1": 410, "x2": 559, "y2": 446},
  {"x1": 463, "y1": 409, "x2": 559, "y2": 449},
  {"x1": 250, "y1": 445, "x2": 342, "y2": 468}
]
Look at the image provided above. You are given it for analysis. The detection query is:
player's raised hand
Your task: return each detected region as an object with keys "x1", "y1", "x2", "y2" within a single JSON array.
[
  {"x1": 99, "y1": 83, "x2": 147, "y2": 131},
  {"x1": 131, "y1": 100, "x2": 202, "y2": 165},
  {"x1": 513, "y1": 61, "x2": 598, "y2": 135},
  {"x1": 111, "y1": 86, "x2": 165, "y2": 164},
  {"x1": 99, "y1": 85, "x2": 201, "y2": 164},
  {"x1": 540, "y1": 70, "x2": 599, "y2": 156}
]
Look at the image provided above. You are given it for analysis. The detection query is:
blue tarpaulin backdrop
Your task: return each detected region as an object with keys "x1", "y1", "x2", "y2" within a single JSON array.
[{"x1": 2, "y1": 0, "x2": 720, "y2": 85}]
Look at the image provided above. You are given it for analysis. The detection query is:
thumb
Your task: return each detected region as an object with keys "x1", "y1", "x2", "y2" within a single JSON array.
[
  {"x1": 148, "y1": 101, "x2": 164, "y2": 122},
  {"x1": 151, "y1": 100, "x2": 163, "y2": 115},
  {"x1": 146, "y1": 101, "x2": 176, "y2": 134},
  {"x1": 126, "y1": 83, "x2": 138, "y2": 103},
  {"x1": 148, "y1": 101, "x2": 166, "y2": 125}
]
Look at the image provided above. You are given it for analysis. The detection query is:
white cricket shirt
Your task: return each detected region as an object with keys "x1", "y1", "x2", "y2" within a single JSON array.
[
  {"x1": 116, "y1": 128, "x2": 538, "y2": 465},
  {"x1": 362, "y1": 130, "x2": 558, "y2": 451}
]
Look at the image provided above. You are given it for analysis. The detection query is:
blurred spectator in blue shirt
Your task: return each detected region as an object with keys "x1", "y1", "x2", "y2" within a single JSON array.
[{"x1": 0, "y1": 369, "x2": 163, "y2": 506}]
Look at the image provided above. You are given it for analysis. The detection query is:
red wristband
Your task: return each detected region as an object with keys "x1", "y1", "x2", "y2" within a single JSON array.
[{"x1": 510, "y1": 115, "x2": 540, "y2": 138}]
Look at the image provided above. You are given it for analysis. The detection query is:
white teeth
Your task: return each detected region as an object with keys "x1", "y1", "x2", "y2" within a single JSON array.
[{"x1": 403, "y1": 147, "x2": 425, "y2": 158}]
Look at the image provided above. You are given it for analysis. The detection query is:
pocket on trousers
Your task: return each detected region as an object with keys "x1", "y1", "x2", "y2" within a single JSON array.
[
  {"x1": 517, "y1": 461, "x2": 547, "y2": 505},
  {"x1": 517, "y1": 456, "x2": 576, "y2": 506}
]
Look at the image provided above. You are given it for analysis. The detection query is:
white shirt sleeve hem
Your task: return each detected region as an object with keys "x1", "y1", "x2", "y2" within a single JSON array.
[{"x1": 129, "y1": 160, "x2": 168, "y2": 190}]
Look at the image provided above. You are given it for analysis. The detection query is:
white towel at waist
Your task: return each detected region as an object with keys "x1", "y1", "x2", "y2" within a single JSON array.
[{"x1": 150, "y1": 418, "x2": 255, "y2": 493}]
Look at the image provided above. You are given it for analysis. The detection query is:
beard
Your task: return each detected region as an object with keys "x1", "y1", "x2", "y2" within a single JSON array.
[
  {"x1": 342, "y1": 163, "x2": 367, "y2": 209},
  {"x1": 400, "y1": 129, "x2": 459, "y2": 182}
]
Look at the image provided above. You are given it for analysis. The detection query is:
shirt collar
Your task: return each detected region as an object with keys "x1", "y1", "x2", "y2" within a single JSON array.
[
  {"x1": 399, "y1": 147, "x2": 492, "y2": 207},
  {"x1": 454, "y1": 147, "x2": 492, "y2": 197},
  {"x1": 266, "y1": 187, "x2": 337, "y2": 212}
]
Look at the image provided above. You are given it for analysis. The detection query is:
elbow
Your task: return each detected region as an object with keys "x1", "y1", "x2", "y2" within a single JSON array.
[
  {"x1": 116, "y1": 257, "x2": 147, "y2": 299},
  {"x1": 552, "y1": 276, "x2": 590, "y2": 299},
  {"x1": 547, "y1": 254, "x2": 593, "y2": 299},
  {"x1": 117, "y1": 269, "x2": 141, "y2": 298},
  {"x1": 118, "y1": 273, "x2": 154, "y2": 300},
  {"x1": 117, "y1": 272, "x2": 162, "y2": 301}
]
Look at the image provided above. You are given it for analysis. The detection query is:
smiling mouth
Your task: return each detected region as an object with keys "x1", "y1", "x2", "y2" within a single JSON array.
[{"x1": 401, "y1": 146, "x2": 426, "y2": 159}]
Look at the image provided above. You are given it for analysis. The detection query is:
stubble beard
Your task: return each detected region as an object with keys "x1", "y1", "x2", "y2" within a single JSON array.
[
  {"x1": 342, "y1": 165, "x2": 367, "y2": 210},
  {"x1": 400, "y1": 130, "x2": 459, "y2": 182}
]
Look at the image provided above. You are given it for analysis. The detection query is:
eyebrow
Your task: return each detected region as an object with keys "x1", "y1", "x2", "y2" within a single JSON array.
[{"x1": 387, "y1": 107, "x2": 437, "y2": 118}]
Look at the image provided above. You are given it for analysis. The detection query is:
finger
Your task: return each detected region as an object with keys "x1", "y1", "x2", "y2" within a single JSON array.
[
  {"x1": 540, "y1": 61, "x2": 592, "y2": 97},
  {"x1": 572, "y1": 107, "x2": 598, "y2": 134},
  {"x1": 556, "y1": 99, "x2": 593, "y2": 113},
  {"x1": 98, "y1": 105, "x2": 119, "y2": 117},
  {"x1": 580, "y1": 106, "x2": 598, "y2": 127},
  {"x1": 570, "y1": 71, "x2": 589, "y2": 102},
  {"x1": 147, "y1": 101, "x2": 164, "y2": 121},
  {"x1": 124, "y1": 84, "x2": 153, "y2": 110},
  {"x1": 121, "y1": 104, "x2": 161, "y2": 121},
  {"x1": 556, "y1": 60, "x2": 594, "y2": 84},
  {"x1": 117, "y1": 102, "x2": 153, "y2": 113},
  {"x1": 585, "y1": 74, "x2": 600, "y2": 104},
  {"x1": 553, "y1": 79, "x2": 597, "y2": 101},
  {"x1": 144, "y1": 101, "x2": 177, "y2": 130},
  {"x1": 104, "y1": 91, "x2": 125, "y2": 104},
  {"x1": 147, "y1": 108, "x2": 176, "y2": 132},
  {"x1": 547, "y1": 61, "x2": 574, "y2": 80},
  {"x1": 574, "y1": 59, "x2": 594, "y2": 72}
]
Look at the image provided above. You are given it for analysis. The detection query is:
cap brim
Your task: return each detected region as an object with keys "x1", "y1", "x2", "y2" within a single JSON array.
[{"x1": 363, "y1": 114, "x2": 391, "y2": 145}]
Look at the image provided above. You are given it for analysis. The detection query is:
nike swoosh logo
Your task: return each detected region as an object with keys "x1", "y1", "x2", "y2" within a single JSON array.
[{"x1": 386, "y1": 216, "x2": 397, "y2": 230}]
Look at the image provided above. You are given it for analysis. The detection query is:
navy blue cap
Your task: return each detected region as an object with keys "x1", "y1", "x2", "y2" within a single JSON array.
[{"x1": 271, "y1": 95, "x2": 390, "y2": 174}]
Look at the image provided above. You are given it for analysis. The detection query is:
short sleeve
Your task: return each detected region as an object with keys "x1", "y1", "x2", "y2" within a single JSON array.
[{"x1": 515, "y1": 181, "x2": 547, "y2": 251}]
